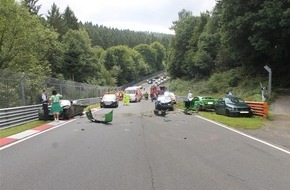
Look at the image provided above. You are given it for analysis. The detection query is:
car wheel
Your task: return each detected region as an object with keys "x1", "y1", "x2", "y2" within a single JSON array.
[
  {"x1": 248, "y1": 112, "x2": 253, "y2": 117},
  {"x1": 215, "y1": 108, "x2": 219, "y2": 115},
  {"x1": 226, "y1": 110, "x2": 231, "y2": 117},
  {"x1": 63, "y1": 108, "x2": 74, "y2": 119},
  {"x1": 196, "y1": 105, "x2": 202, "y2": 111},
  {"x1": 38, "y1": 109, "x2": 44, "y2": 120}
]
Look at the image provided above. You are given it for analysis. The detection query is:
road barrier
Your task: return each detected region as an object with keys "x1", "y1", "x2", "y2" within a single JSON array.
[
  {"x1": 245, "y1": 101, "x2": 268, "y2": 118},
  {"x1": 0, "y1": 105, "x2": 42, "y2": 129},
  {"x1": 0, "y1": 98, "x2": 101, "y2": 129}
]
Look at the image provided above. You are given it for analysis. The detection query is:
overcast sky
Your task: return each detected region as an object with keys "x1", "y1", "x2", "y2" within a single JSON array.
[{"x1": 38, "y1": 0, "x2": 216, "y2": 34}]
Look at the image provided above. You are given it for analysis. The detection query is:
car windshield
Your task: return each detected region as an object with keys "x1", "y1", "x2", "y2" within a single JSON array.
[
  {"x1": 125, "y1": 90, "x2": 136, "y2": 94},
  {"x1": 60, "y1": 100, "x2": 71, "y2": 106},
  {"x1": 103, "y1": 94, "x2": 116, "y2": 101},
  {"x1": 202, "y1": 97, "x2": 214, "y2": 99},
  {"x1": 225, "y1": 97, "x2": 244, "y2": 104},
  {"x1": 157, "y1": 95, "x2": 171, "y2": 103}
]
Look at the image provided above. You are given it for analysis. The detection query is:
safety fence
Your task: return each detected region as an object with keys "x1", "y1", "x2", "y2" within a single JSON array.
[
  {"x1": 0, "y1": 69, "x2": 115, "y2": 109},
  {"x1": 245, "y1": 101, "x2": 268, "y2": 118},
  {"x1": 0, "y1": 69, "x2": 164, "y2": 109}
]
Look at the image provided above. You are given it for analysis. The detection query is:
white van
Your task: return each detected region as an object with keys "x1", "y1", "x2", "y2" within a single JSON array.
[{"x1": 124, "y1": 86, "x2": 143, "y2": 102}]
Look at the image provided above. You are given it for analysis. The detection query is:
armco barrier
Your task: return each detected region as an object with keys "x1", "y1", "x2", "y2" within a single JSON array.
[
  {"x1": 245, "y1": 101, "x2": 268, "y2": 118},
  {"x1": 0, "y1": 98, "x2": 101, "y2": 129}
]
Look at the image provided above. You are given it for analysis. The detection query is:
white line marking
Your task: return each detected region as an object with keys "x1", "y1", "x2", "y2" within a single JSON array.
[
  {"x1": 195, "y1": 115, "x2": 290, "y2": 155},
  {"x1": 0, "y1": 119, "x2": 76, "y2": 151},
  {"x1": 9, "y1": 130, "x2": 38, "y2": 139}
]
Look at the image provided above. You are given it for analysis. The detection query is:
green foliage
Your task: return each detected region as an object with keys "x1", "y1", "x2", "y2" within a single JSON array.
[
  {"x1": 206, "y1": 69, "x2": 242, "y2": 94},
  {"x1": 62, "y1": 6, "x2": 79, "y2": 31},
  {"x1": 168, "y1": 67, "x2": 267, "y2": 102},
  {"x1": 46, "y1": 3, "x2": 66, "y2": 38},
  {"x1": 0, "y1": 0, "x2": 57, "y2": 75},
  {"x1": 134, "y1": 44, "x2": 158, "y2": 72},
  {"x1": 166, "y1": 78, "x2": 208, "y2": 97},
  {"x1": 82, "y1": 22, "x2": 172, "y2": 50},
  {"x1": 167, "y1": 0, "x2": 290, "y2": 88},
  {"x1": 150, "y1": 42, "x2": 166, "y2": 70},
  {"x1": 168, "y1": 10, "x2": 199, "y2": 79},
  {"x1": 100, "y1": 45, "x2": 149, "y2": 86}
]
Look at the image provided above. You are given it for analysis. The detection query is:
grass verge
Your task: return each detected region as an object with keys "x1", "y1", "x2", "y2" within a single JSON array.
[
  {"x1": 174, "y1": 103, "x2": 266, "y2": 130},
  {"x1": 198, "y1": 111, "x2": 266, "y2": 130},
  {"x1": 0, "y1": 120, "x2": 49, "y2": 138}
]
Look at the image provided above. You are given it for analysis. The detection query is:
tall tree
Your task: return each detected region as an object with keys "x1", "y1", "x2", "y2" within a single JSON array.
[
  {"x1": 134, "y1": 44, "x2": 157, "y2": 73},
  {"x1": 0, "y1": 0, "x2": 58, "y2": 75},
  {"x1": 46, "y1": 3, "x2": 66, "y2": 39},
  {"x1": 62, "y1": 6, "x2": 79, "y2": 31},
  {"x1": 150, "y1": 41, "x2": 166, "y2": 71},
  {"x1": 219, "y1": 0, "x2": 290, "y2": 84},
  {"x1": 103, "y1": 46, "x2": 134, "y2": 85},
  {"x1": 62, "y1": 29, "x2": 94, "y2": 82},
  {"x1": 168, "y1": 9, "x2": 198, "y2": 79}
]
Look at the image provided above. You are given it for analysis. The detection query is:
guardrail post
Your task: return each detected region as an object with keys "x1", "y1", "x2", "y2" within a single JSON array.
[
  {"x1": 21, "y1": 75, "x2": 26, "y2": 106},
  {"x1": 263, "y1": 102, "x2": 268, "y2": 118}
]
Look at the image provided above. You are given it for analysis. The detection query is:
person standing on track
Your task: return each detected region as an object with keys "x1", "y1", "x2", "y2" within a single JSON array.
[
  {"x1": 41, "y1": 89, "x2": 49, "y2": 121},
  {"x1": 49, "y1": 89, "x2": 62, "y2": 122}
]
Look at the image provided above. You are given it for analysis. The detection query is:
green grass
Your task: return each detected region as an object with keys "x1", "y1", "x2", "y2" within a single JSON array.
[
  {"x1": 198, "y1": 111, "x2": 266, "y2": 130},
  {"x1": 174, "y1": 102, "x2": 266, "y2": 130}
]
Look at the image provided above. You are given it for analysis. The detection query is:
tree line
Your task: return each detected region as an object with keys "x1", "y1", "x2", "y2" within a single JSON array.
[
  {"x1": 168, "y1": 0, "x2": 290, "y2": 87},
  {"x1": 1, "y1": 0, "x2": 289, "y2": 89},
  {"x1": 0, "y1": 0, "x2": 171, "y2": 87}
]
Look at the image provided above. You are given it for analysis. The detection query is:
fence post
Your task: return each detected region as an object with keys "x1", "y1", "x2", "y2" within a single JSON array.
[{"x1": 21, "y1": 74, "x2": 26, "y2": 106}]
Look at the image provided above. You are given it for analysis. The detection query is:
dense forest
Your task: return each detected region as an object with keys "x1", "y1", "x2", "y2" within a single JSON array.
[
  {"x1": 0, "y1": 0, "x2": 171, "y2": 87},
  {"x1": 169, "y1": 0, "x2": 290, "y2": 88},
  {"x1": 1, "y1": 0, "x2": 289, "y2": 88}
]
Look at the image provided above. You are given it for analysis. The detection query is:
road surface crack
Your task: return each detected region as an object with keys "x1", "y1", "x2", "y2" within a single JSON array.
[{"x1": 141, "y1": 115, "x2": 156, "y2": 190}]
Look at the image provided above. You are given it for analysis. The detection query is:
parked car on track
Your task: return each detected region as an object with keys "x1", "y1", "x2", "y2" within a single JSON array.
[
  {"x1": 100, "y1": 94, "x2": 119, "y2": 108},
  {"x1": 155, "y1": 95, "x2": 174, "y2": 111},
  {"x1": 215, "y1": 97, "x2": 253, "y2": 117},
  {"x1": 38, "y1": 99, "x2": 87, "y2": 120},
  {"x1": 164, "y1": 91, "x2": 176, "y2": 104}
]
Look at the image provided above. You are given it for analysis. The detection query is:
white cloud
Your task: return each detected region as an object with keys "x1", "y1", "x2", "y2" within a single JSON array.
[{"x1": 39, "y1": 0, "x2": 216, "y2": 34}]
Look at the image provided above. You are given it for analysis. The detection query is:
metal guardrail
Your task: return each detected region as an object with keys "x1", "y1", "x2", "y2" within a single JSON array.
[
  {"x1": 0, "y1": 98, "x2": 101, "y2": 130},
  {"x1": 245, "y1": 101, "x2": 268, "y2": 118},
  {"x1": 0, "y1": 105, "x2": 42, "y2": 130}
]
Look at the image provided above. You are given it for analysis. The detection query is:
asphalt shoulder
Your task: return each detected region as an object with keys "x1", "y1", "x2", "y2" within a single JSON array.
[{"x1": 240, "y1": 95, "x2": 290, "y2": 151}]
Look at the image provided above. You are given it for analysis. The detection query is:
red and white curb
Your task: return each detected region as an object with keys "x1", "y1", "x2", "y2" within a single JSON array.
[
  {"x1": 0, "y1": 109, "x2": 100, "y2": 149},
  {"x1": 0, "y1": 121, "x2": 69, "y2": 148}
]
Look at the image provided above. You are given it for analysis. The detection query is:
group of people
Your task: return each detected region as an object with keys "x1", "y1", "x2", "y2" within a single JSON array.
[{"x1": 41, "y1": 89, "x2": 62, "y2": 121}]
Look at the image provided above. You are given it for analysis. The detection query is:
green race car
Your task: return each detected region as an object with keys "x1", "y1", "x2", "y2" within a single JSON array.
[{"x1": 184, "y1": 96, "x2": 217, "y2": 111}]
